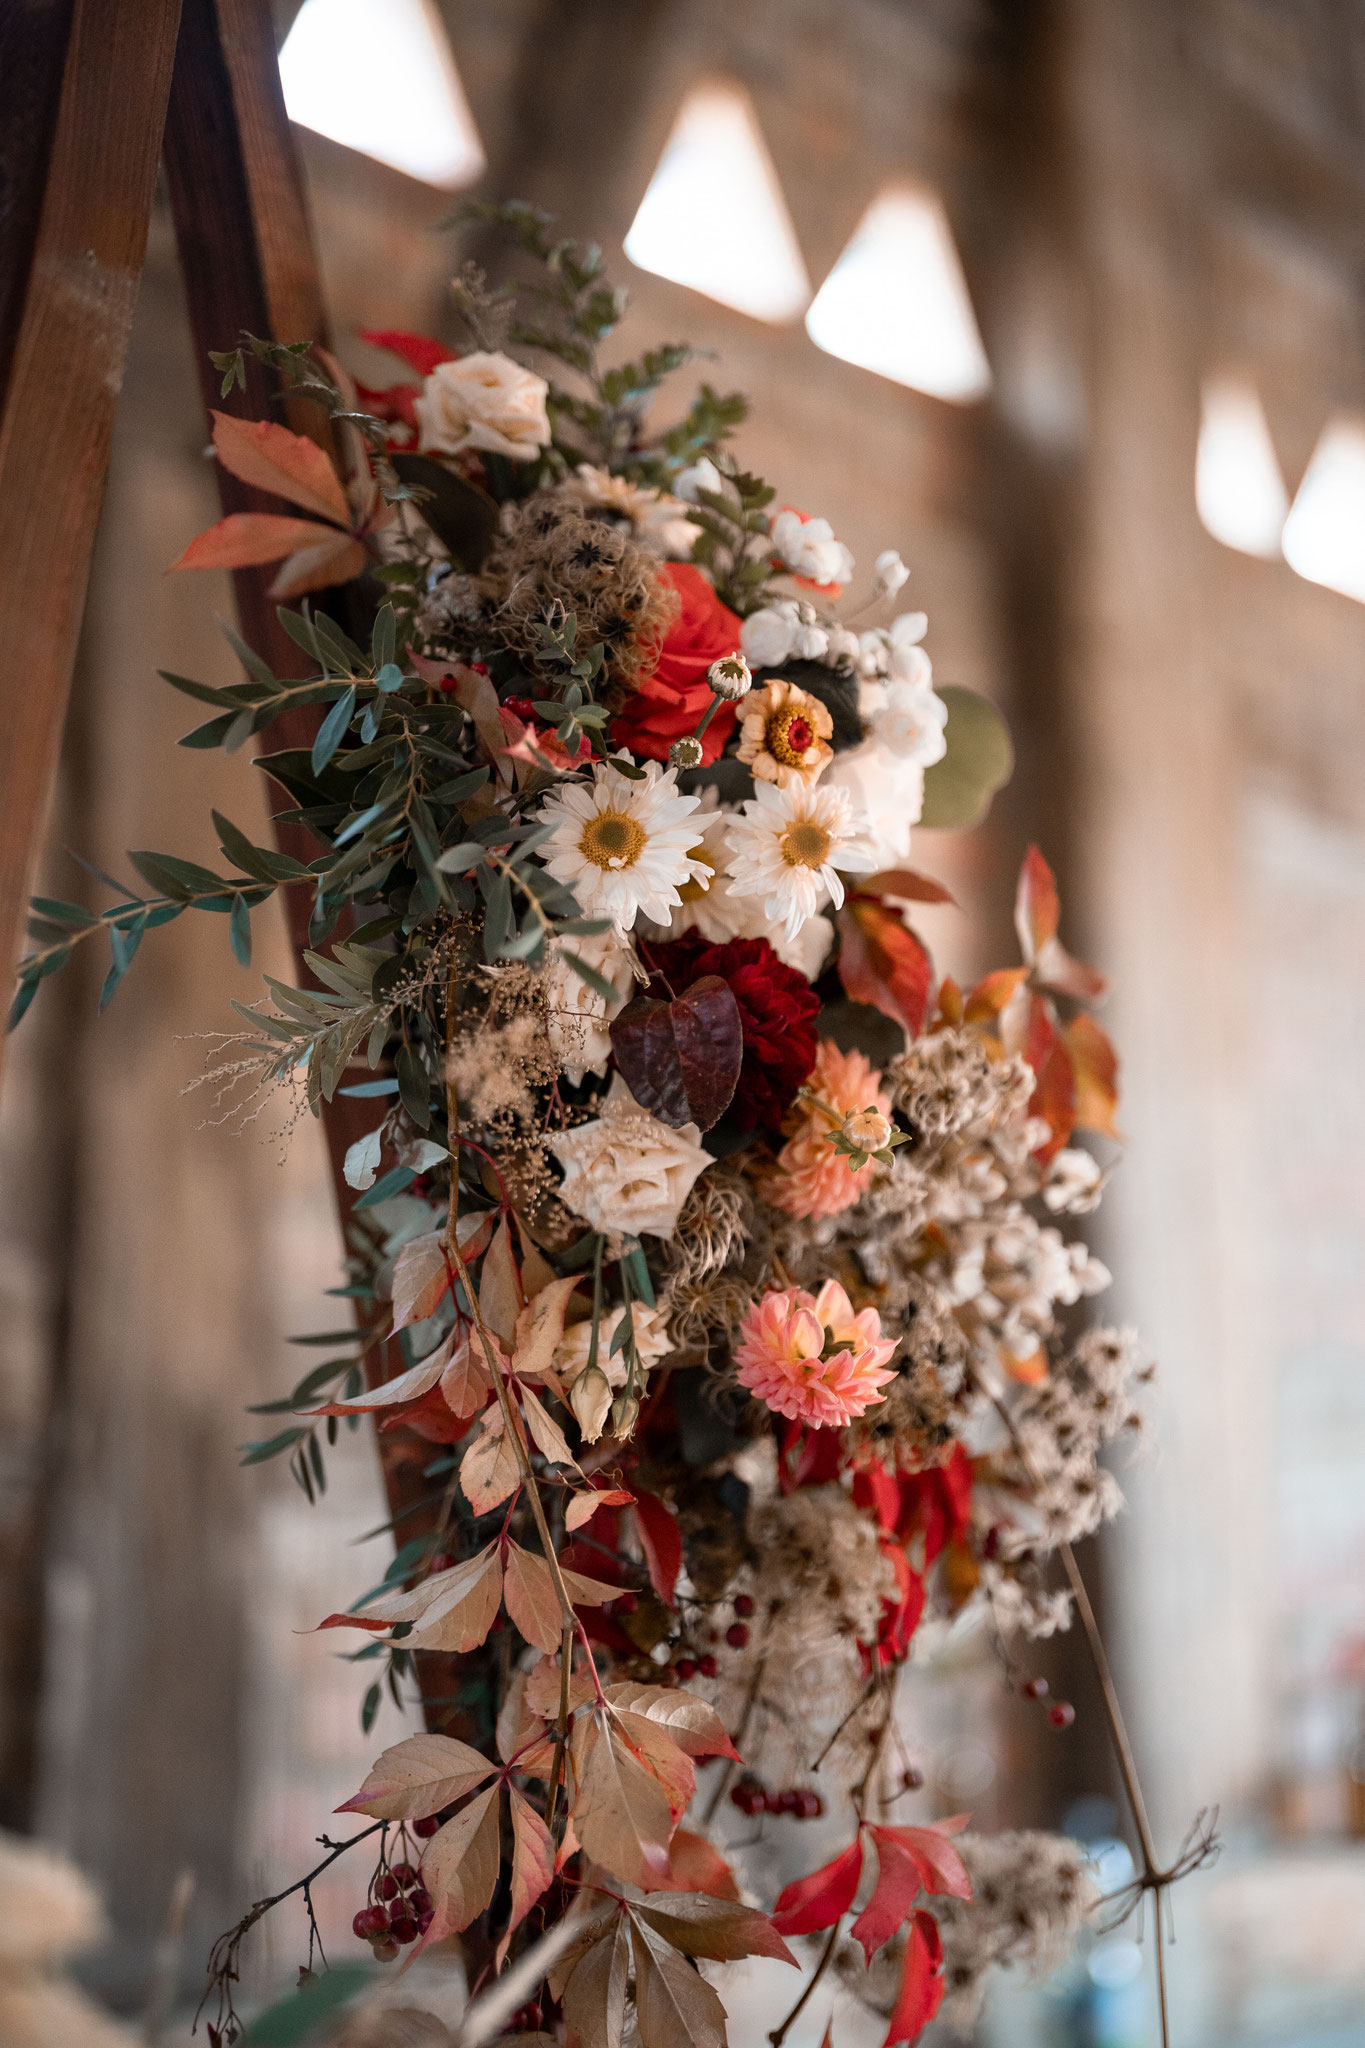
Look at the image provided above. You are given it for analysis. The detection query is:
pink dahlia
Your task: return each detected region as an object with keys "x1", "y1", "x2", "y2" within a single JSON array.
[
  {"x1": 735, "y1": 1280, "x2": 898, "y2": 1429},
  {"x1": 765, "y1": 1040, "x2": 892, "y2": 1221}
]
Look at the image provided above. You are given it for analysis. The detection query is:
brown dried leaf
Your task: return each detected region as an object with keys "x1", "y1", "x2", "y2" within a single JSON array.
[
  {"x1": 634, "y1": 1892, "x2": 797, "y2": 1966},
  {"x1": 416, "y1": 1784, "x2": 502, "y2": 1950},
  {"x1": 502, "y1": 1542, "x2": 566, "y2": 1654},
  {"x1": 566, "y1": 1486, "x2": 635, "y2": 1531},
  {"x1": 519, "y1": 1384, "x2": 578, "y2": 1469},
  {"x1": 571, "y1": 1714, "x2": 673, "y2": 1889},
  {"x1": 611, "y1": 1710, "x2": 695, "y2": 1819},
  {"x1": 495, "y1": 1786, "x2": 556, "y2": 1966},
  {"x1": 460, "y1": 1412, "x2": 521, "y2": 1514},
  {"x1": 525, "y1": 1654, "x2": 596, "y2": 1720},
  {"x1": 496, "y1": 1669, "x2": 543, "y2": 1765},
  {"x1": 603, "y1": 1683, "x2": 739, "y2": 1760},
  {"x1": 562, "y1": 1911, "x2": 631, "y2": 2048},
  {"x1": 512, "y1": 1274, "x2": 584, "y2": 1381},
  {"x1": 391, "y1": 1231, "x2": 451, "y2": 1334},
  {"x1": 338, "y1": 1731, "x2": 495, "y2": 1821},
  {"x1": 479, "y1": 1219, "x2": 521, "y2": 1346},
  {"x1": 325, "y1": 1542, "x2": 503, "y2": 1655},
  {"x1": 630, "y1": 1913, "x2": 727, "y2": 2048}
]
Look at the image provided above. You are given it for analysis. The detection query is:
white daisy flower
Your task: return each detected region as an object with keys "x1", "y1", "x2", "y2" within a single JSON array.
[
  {"x1": 637, "y1": 789, "x2": 836, "y2": 979},
  {"x1": 536, "y1": 755, "x2": 706, "y2": 933},
  {"x1": 723, "y1": 777, "x2": 877, "y2": 942}
]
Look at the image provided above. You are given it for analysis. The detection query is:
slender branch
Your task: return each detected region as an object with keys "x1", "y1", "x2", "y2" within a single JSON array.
[{"x1": 768, "y1": 1919, "x2": 841, "y2": 2048}]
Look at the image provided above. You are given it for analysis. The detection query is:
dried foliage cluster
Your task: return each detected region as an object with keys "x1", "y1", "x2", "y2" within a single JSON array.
[{"x1": 13, "y1": 206, "x2": 1158, "y2": 2047}]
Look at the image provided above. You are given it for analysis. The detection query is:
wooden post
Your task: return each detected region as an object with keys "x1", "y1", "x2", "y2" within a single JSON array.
[
  {"x1": 162, "y1": 0, "x2": 466, "y2": 1729},
  {"x1": 0, "y1": 0, "x2": 184, "y2": 1074}
]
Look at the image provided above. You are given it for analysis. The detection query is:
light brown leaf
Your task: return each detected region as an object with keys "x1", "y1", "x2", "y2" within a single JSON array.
[
  {"x1": 519, "y1": 1384, "x2": 578, "y2": 1469},
  {"x1": 269, "y1": 533, "x2": 367, "y2": 599},
  {"x1": 562, "y1": 1911, "x2": 631, "y2": 2048},
  {"x1": 1067, "y1": 1012, "x2": 1121, "y2": 1137},
  {"x1": 502, "y1": 1542, "x2": 566, "y2": 1654},
  {"x1": 547, "y1": 1908, "x2": 619, "y2": 2000},
  {"x1": 496, "y1": 1669, "x2": 543, "y2": 1765},
  {"x1": 630, "y1": 1914, "x2": 727, "y2": 2048},
  {"x1": 603, "y1": 1683, "x2": 739, "y2": 1761},
  {"x1": 168, "y1": 512, "x2": 343, "y2": 574},
  {"x1": 305, "y1": 1345, "x2": 447, "y2": 1416},
  {"x1": 566, "y1": 1487, "x2": 635, "y2": 1532},
  {"x1": 664, "y1": 1828, "x2": 740, "y2": 1901},
  {"x1": 524, "y1": 1654, "x2": 596, "y2": 1721},
  {"x1": 329, "y1": 1543, "x2": 504, "y2": 1656},
  {"x1": 571, "y1": 1714, "x2": 673, "y2": 1889},
  {"x1": 209, "y1": 409, "x2": 351, "y2": 524},
  {"x1": 512, "y1": 1275, "x2": 583, "y2": 1381},
  {"x1": 391, "y1": 1231, "x2": 452, "y2": 1334},
  {"x1": 439, "y1": 1332, "x2": 495, "y2": 1419},
  {"x1": 611, "y1": 1710, "x2": 695, "y2": 1819},
  {"x1": 496, "y1": 1787, "x2": 555, "y2": 1965},
  {"x1": 634, "y1": 1892, "x2": 797, "y2": 1966},
  {"x1": 479, "y1": 1219, "x2": 521, "y2": 1346},
  {"x1": 416, "y1": 1784, "x2": 502, "y2": 1950},
  {"x1": 460, "y1": 1412, "x2": 521, "y2": 1514},
  {"x1": 338, "y1": 1730, "x2": 496, "y2": 1821}
]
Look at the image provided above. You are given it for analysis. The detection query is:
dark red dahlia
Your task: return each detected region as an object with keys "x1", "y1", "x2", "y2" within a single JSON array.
[{"x1": 638, "y1": 932, "x2": 819, "y2": 1130}]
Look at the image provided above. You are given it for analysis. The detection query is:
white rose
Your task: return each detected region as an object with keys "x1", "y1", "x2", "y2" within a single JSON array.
[
  {"x1": 544, "y1": 931, "x2": 636, "y2": 1085},
  {"x1": 871, "y1": 679, "x2": 948, "y2": 767},
  {"x1": 822, "y1": 739, "x2": 925, "y2": 867},
  {"x1": 415, "y1": 351, "x2": 551, "y2": 463},
  {"x1": 769, "y1": 510, "x2": 855, "y2": 587},
  {"x1": 741, "y1": 604, "x2": 799, "y2": 671},
  {"x1": 875, "y1": 549, "x2": 910, "y2": 596},
  {"x1": 549, "y1": 1074, "x2": 711, "y2": 1238}
]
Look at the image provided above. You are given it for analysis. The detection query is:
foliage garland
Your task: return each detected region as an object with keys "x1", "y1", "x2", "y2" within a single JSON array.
[{"x1": 12, "y1": 204, "x2": 1211, "y2": 2048}]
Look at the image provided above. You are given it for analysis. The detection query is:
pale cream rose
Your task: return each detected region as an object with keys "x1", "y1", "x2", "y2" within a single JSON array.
[
  {"x1": 415, "y1": 350, "x2": 551, "y2": 462},
  {"x1": 549, "y1": 1074, "x2": 711, "y2": 1237},
  {"x1": 556, "y1": 1303, "x2": 672, "y2": 1391}
]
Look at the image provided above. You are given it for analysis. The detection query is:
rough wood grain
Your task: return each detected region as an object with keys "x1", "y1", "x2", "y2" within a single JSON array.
[{"x1": 0, "y1": 0, "x2": 184, "y2": 1073}]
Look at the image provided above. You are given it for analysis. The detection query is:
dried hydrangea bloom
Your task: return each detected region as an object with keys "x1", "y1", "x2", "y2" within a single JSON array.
[
  {"x1": 765, "y1": 1041, "x2": 892, "y2": 1221},
  {"x1": 887, "y1": 1029, "x2": 1035, "y2": 1151},
  {"x1": 735, "y1": 1279, "x2": 897, "y2": 1428},
  {"x1": 736, "y1": 676, "x2": 834, "y2": 788},
  {"x1": 990, "y1": 1325, "x2": 1148, "y2": 1555}
]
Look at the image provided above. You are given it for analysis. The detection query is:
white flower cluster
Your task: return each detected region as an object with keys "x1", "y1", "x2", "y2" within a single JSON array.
[{"x1": 995, "y1": 1325, "x2": 1148, "y2": 1557}]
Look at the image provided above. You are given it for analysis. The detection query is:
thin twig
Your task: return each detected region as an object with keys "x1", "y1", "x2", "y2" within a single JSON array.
[{"x1": 768, "y1": 1920, "x2": 840, "y2": 2048}]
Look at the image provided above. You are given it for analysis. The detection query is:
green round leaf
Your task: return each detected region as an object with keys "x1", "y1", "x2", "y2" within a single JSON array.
[{"x1": 918, "y1": 686, "x2": 1014, "y2": 830}]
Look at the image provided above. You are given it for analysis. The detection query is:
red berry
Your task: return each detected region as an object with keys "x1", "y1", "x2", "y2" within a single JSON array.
[
  {"x1": 725, "y1": 1622, "x2": 750, "y2": 1649},
  {"x1": 407, "y1": 1886, "x2": 431, "y2": 1916},
  {"x1": 391, "y1": 1862, "x2": 418, "y2": 1888},
  {"x1": 802, "y1": 1791, "x2": 824, "y2": 1818},
  {"x1": 1022, "y1": 1676, "x2": 1049, "y2": 1700},
  {"x1": 353, "y1": 1908, "x2": 382, "y2": 1939},
  {"x1": 412, "y1": 1815, "x2": 441, "y2": 1839},
  {"x1": 376, "y1": 1873, "x2": 399, "y2": 1901},
  {"x1": 371, "y1": 1938, "x2": 400, "y2": 1962},
  {"x1": 417, "y1": 1907, "x2": 434, "y2": 1935},
  {"x1": 698, "y1": 1654, "x2": 718, "y2": 1678},
  {"x1": 1048, "y1": 1701, "x2": 1076, "y2": 1729},
  {"x1": 733, "y1": 1594, "x2": 755, "y2": 1618},
  {"x1": 615, "y1": 1591, "x2": 638, "y2": 1614},
  {"x1": 675, "y1": 1657, "x2": 697, "y2": 1680},
  {"x1": 901, "y1": 1766, "x2": 925, "y2": 1791},
  {"x1": 430, "y1": 1552, "x2": 456, "y2": 1574},
  {"x1": 389, "y1": 1914, "x2": 419, "y2": 1945}
]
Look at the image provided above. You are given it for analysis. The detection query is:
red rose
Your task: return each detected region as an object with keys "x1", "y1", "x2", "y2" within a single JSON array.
[
  {"x1": 639, "y1": 932, "x2": 819, "y2": 1130},
  {"x1": 610, "y1": 563, "x2": 743, "y2": 766}
]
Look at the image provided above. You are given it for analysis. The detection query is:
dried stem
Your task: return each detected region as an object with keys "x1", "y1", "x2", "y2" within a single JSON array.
[{"x1": 768, "y1": 1919, "x2": 840, "y2": 2048}]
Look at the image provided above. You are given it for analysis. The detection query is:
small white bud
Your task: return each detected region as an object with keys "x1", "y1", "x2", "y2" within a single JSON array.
[
  {"x1": 707, "y1": 652, "x2": 752, "y2": 701},
  {"x1": 875, "y1": 549, "x2": 910, "y2": 597}
]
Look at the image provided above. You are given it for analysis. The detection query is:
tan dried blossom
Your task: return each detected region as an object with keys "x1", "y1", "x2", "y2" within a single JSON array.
[
  {"x1": 411, "y1": 570, "x2": 489, "y2": 659},
  {"x1": 479, "y1": 494, "x2": 678, "y2": 696},
  {"x1": 887, "y1": 1029, "x2": 1036, "y2": 1153},
  {"x1": 844, "y1": 1355, "x2": 957, "y2": 1473}
]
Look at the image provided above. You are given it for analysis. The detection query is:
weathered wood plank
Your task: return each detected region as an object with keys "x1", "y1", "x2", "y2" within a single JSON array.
[{"x1": 0, "y1": 0, "x2": 184, "y2": 1069}]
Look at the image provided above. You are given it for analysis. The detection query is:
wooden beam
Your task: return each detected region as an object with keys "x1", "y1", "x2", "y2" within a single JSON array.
[
  {"x1": 163, "y1": 0, "x2": 464, "y2": 1728},
  {"x1": 0, "y1": 0, "x2": 184, "y2": 1073}
]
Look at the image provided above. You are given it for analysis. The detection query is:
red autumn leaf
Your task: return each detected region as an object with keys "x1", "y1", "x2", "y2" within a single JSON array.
[
  {"x1": 852, "y1": 1463, "x2": 901, "y2": 1535},
  {"x1": 882, "y1": 1910, "x2": 945, "y2": 2045},
  {"x1": 632, "y1": 1490, "x2": 683, "y2": 1606},
  {"x1": 963, "y1": 964, "x2": 1029, "y2": 1024},
  {"x1": 876, "y1": 1543, "x2": 925, "y2": 1663},
  {"x1": 269, "y1": 532, "x2": 368, "y2": 600},
  {"x1": 770, "y1": 1838, "x2": 864, "y2": 1936},
  {"x1": 168, "y1": 511, "x2": 345, "y2": 575},
  {"x1": 1015, "y1": 845, "x2": 1059, "y2": 962},
  {"x1": 871, "y1": 1823, "x2": 972, "y2": 1902},
  {"x1": 360, "y1": 327, "x2": 456, "y2": 379},
  {"x1": 610, "y1": 974, "x2": 743, "y2": 1130},
  {"x1": 1022, "y1": 995, "x2": 1075, "y2": 1159},
  {"x1": 207, "y1": 409, "x2": 351, "y2": 524},
  {"x1": 837, "y1": 896, "x2": 934, "y2": 1038},
  {"x1": 863, "y1": 869, "x2": 956, "y2": 907},
  {"x1": 665, "y1": 1827, "x2": 741, "y2": 1900},
  {"x1": 1067, "y1": 1011, "x2": 1121, "y2": 1137},
  {"x1": 850, "y1": 1833, "x2": 930, "y2": 1963}
]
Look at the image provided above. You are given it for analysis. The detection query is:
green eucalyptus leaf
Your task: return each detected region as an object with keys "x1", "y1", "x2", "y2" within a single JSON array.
[
  {"x1": 917, "y1": 686, "x2": 1014, "y2": 831},
  {"x1": 311, "y1": 685, "x2": 357, "y2": 776}
]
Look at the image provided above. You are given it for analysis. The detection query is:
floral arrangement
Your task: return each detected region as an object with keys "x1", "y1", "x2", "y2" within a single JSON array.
[{"x1": 12, "y1": 205, "x2": 1187, "y2": 2047}]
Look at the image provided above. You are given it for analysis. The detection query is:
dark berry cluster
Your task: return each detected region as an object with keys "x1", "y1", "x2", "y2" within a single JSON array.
[
  {"x1": 352, "y1": 1857, "x2": 433, "y2": 1959},
  {"x1": 1019, "y1": 1674, "x2": 1076, "y2": 1728},
  {"x1": 729, "y1": 1773, "x2": 824, "y2": 1820}
]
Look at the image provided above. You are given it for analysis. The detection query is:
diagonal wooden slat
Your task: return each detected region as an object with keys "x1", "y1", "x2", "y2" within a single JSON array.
[
  {"x1": 0, "y1": 0, "x2": 184, "y2": 1076},
  {"x1": 162, "y1": 0, "x2": 464, "y2": 1730}
]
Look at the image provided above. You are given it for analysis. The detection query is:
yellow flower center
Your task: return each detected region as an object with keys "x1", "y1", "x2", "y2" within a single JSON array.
[
  {"x1": 676, "y1": 841, "x2": 716, "y2": 902},
  {"x1": 580, "y1": 808, "x2": 646, "y2": 869},
  {"x1": 781, "y1": 820, "x2": 832, "y2": 868},
  {"x1": 767, "y1": 706, "x2": 818, "y2": 767}
]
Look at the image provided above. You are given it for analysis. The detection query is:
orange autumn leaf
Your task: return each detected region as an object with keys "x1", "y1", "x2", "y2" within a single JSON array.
[
  {"x1": 1067, "y1": 1011, "x2": 1121, "y2": 1137},
  {"x1": 570, "y1": 1713, "x2": 674, "y2": 1890},
  {"x1": 208, "y1": 409, "x2": 351, "y2": 524},
  {"x1": 168, "y1": 511, "x2": 345, "y2": 575},
  {"x1": 496, "y1": 1786, "x2": 556, "y2": 1965},
  {"x1": 1015, "y1": 844, "x2": 1060, "y2": 960},
  {"x1": 837, "y1": 894, "x2": 934, "y2": 1037},
  {"x1": 269, "y1": 532, "x2": 368, "y2": 600}
]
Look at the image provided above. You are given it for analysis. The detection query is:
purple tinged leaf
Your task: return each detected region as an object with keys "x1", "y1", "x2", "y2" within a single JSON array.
[{"x1": 609, "y1": 975, "x2": 742, "y2": 1131}]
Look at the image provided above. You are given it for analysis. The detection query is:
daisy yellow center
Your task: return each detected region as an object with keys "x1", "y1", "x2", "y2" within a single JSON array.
[
  {"x1": 580, "y1": 808, "x2": 646, "y2": 868},
  {"x1": 676, "y1": 841, "x2": 716, "y2": 902},
  {"x1": 781, "y1": 820, "x2": 832, "y2": 869},
  {"x1": 767, "y1": 707, "x2": 817, "y2": 766}
]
